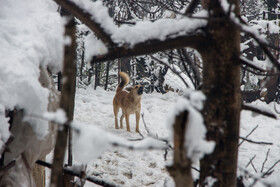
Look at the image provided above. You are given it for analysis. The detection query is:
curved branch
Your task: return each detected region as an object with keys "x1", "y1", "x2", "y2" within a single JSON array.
[
  {"x1": 242, "y1": 103, "x2": 277, "y2": 119},
  {"x1": 36, "y1": 160, "x2": 120, "y2": 187},
  {"x1": 150, "y1": 55, "x2": 190, "y2": 88},
  {"x1": 240, "y1": 57, "x2": 267, "y2": 72},
  {"x1": 184, "y1": 0, "x2": 201, "y2": 15},
  {"x1": 53, "y1": 0, "x2": 115, "y2": 46},
  {"x1": 228, "y1": 13, "x2": 280, "y2": 70}
]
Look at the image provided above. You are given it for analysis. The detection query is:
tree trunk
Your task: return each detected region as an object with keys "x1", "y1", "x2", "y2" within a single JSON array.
[
  {"x1": 167, "y1": 111, "x2": 193, "y2": 187},
  {"x1": 79, "y1": 42, "x2": 85, "y2": 82},
  {"x1": 50, "y1": 10, "x2": 77, "y2": 187},
  {"x1": 104, "y1": 61, "x2": 110, "y2": 90},
  {"x1": 94, "y1": 62, "x2": 101, "y2": 89},
  {"x1": 32, "y1": 157, "x2": 46, "y2": 187},
  {"x1": 199, "y1": 1, "x2": 241, "y2": 187}
]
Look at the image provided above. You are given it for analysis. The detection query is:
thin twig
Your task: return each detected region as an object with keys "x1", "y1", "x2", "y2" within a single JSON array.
[
  {"x1": 150, "y1": 55, "x2": 190, "y2": 88},
  {"x1": 249, "y1": 160, "x2": 280, "y2": 187},
  {"x1": 141, "y1": 113, "x2": 173, "y2": 161},
  {"x1": 238, "y1": 167, "x2": 270, "y2": 187},
  {"x1": 261, "y1": 160, "x2": 280, "y2": 178},
  {"x1": 246, "y1": 155, "x2": 256, "y2": 168},
  {"x1": 274, "y1": 102, "x2": 280, "y2": 114},
  {"x1": 261, "y1": 148, "x2": 270, "y2": 173},
  {"x1": 246, "y1": 155, "x2": 257, "y2": 173},
  {"x1": 239, "y1": 137, "x2": 273, "y2": 145},
  {"x1": 239, "y1": 125, "x2": 259, "y2": 146},
  {"x1": 111, "y1": 142, "x2": 167, "y2": 150}
]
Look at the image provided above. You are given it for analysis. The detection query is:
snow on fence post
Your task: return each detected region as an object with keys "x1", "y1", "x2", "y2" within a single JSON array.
[
  {"x1": 50, "y1": 8, "x2": 77, "y2": 187},
  {"x1": 167, "y1": 110, "x2": 194, "y2": 187}
]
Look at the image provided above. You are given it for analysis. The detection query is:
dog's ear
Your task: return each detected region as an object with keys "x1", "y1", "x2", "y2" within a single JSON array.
[{"x1": 125, "y1": 87, "x2": 132, "y2": 92}]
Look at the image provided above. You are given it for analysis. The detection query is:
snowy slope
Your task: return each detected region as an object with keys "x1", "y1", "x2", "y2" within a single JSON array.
[
  {"x1": 74, "y1": 86, "x2": 177, "y2": 187},
  {"x1": 72, "y1": 85, "x2": 280, "y2": 187}
]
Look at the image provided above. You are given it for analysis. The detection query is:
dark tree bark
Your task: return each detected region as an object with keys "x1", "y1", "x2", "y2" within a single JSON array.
[
  {"x1": 50, "y1": 10, "x2": 77, "y2": 187},
  {"x1": 94, "y1": 62, "x2": 101, "y2": 89},
  {"x1": 167, "y1": 111, "x2": 193, "y2": 187},
  {"x1": 79, "y1": 43, "x2": 85, "y2": 82},
  {"x1": 199, "y1": 1, "x2": 241, "y2": 187},
  {"x1": 118, "y1": 57, "x2": 130, "y2": 84},
  {"x1": 104, "y1": 61, "x2": 111, "y2": 90}
]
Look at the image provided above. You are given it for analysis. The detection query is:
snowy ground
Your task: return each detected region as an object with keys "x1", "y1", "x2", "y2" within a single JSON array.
[{"x1": 48, "y1": 85, "x2": 280, "y2": 187}]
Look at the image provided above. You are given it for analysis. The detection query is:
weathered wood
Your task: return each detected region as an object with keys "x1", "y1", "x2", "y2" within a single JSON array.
[
  {"x1": 199, "y1": 1, "x2": 241, "y2": 186},
  {"x1": 50, "y1": 13, "x2": 77, "y2": 187},
  {"x1": 167, "y1": 111, "x2": 193, "y2": 187}
]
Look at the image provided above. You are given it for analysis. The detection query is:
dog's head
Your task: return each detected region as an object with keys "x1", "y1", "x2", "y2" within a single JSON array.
[{"x1": 125, "y1": 85, "x2": 144, "y2": 96}]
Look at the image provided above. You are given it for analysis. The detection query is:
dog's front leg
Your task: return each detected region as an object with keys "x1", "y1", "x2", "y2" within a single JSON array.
[
  {"x1": 114, "y1": 106, "x2": 119, "y2": 129},
  {"x1": 114, "y1": 116, "x2": 119, "y2": 129},
  {"x1": 135, "y1": 111, "x2": 140, "y2": 133},
  {"x1": 120, "y1": 111, "x2": 124, "y2": 129},
  {"x1": 125, "y1": 113, "x2": 131, "y2": 132}
]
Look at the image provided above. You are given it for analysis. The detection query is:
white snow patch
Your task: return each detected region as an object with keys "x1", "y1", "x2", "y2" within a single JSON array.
[
  {"x1": 70, "y1": 87, "x2": 280, "y2": 186},
  {"x1": 43, "y1": 109, "x2": 67, "y2": 124},
  {"x1": 166, "y1": 92, "x2": 215, "y2": 162},
  {"x1": 85, "y1": 33, "x2": 108, "y2": 60},
  {"x1": 0, "y1": 0, "x2": 64, "y2": 140}
]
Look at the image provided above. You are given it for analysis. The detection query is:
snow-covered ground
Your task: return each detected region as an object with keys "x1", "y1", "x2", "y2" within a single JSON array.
[{"x1": 61, "y1": 85, "x2": 279, "y2": 187}]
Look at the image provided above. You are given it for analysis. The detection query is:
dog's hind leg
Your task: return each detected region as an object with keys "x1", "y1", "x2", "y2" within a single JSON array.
[
  {"x1": 120, "y1": 109, "x2": 125, "y2": 129},
  {"x1": 125, "y1": 112, "x2": 131, "y2": 132},
  {"x1": 135, "y1": 111, "x2": 140, "y2": 133}
]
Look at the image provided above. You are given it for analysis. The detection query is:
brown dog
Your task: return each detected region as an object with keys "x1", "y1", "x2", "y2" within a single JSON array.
[{"x1": 113, "y1": 72, "x2": 143, "y2": 133}]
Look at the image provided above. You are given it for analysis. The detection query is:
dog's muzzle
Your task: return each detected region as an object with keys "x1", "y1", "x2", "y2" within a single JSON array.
[{"x1": 138, "y1": 87, "x2": 143, "y2": 95}]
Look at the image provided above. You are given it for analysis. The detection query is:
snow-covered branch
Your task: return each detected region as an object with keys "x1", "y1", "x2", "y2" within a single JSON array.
[
  {"x1": 53, "y1": 0, "x2": 115, "y2": 46},
  {"x1": 184, "y1": 0, "x2": 201, "y2": 15},
  {"x1": 90, "y1": 34, "x2": 206, "y2": 63},
  {"x1": 227, "y1": 8, "x2": 280, "y2": 71},
  {"x1": 55, "y1": 0, "x2": 208, "y2": 63},
  {"x1": 240, "y1": 56, "x2": 267, "y2": 72},
  {"x1": 36, "y1": 160, "x2": 121, "y2": 187}
]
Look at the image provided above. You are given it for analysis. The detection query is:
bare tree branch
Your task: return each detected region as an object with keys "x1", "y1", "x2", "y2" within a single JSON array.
[
  {"x1": 141, "y1": 113, "x2": 173, "y2": 161},
  {"x1": 261, "y1": 148, "x2": 270, "y2": 173},
  {"x1": 150, "y1": 55, "x2": 190, "y2": 88},
  {"x1": 239, "y1": 125, "x2": 259, "y2": 146},
  {"x1": 246, "y1": 155, "x2": 257, "y2": 173},
  {"x1": 249, "y1": 160, "x2": 280, "y2": 187},
  {"x1": 242, "y1": 103, "x2": 277, "y2": 119},
  {"x1": 246, "y1": 155, "x2": 256, "y2": 168},
  {"x1": 239, "y1": 167, "x2": 270, "y2": 187},
  {"x1": 239, "y1": 137, "x2": 273, "y2": 145},
  {"x1": 261, "y1": 160, "x2": 280, "y2": 178},
  {"x1": 179, "y1": 48, "x2": 202, "y2": 87}
]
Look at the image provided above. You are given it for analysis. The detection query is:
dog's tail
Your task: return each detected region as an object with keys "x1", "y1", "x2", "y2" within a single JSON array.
[{"x1": 116, "y1": 72, "x2": 129, "y2": 93}]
